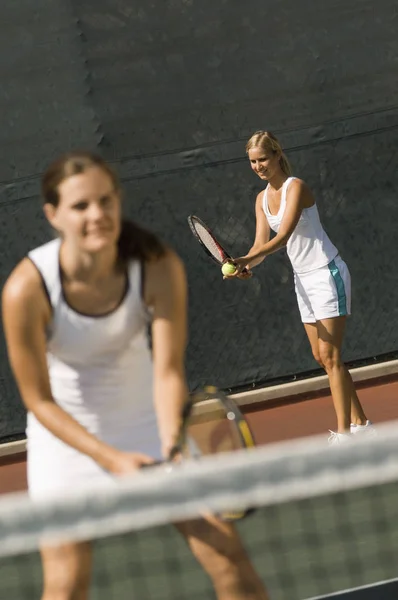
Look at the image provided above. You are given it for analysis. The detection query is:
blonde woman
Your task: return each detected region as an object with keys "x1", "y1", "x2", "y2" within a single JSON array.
[{"x1": 228, "y1": 131, "x2": 373, "y2": 444}]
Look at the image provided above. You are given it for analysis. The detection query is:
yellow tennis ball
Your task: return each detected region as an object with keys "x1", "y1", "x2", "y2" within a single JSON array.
[{"x1": 221, "y1": 262, "x2": 237, "y2": 276}]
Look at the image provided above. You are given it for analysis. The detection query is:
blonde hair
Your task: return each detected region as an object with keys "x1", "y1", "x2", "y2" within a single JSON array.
[{"x1": 245, "y1": 131, "x2": 292, "y2": 176}]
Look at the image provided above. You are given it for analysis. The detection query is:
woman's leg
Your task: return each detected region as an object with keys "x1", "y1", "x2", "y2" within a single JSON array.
[
  {"x1": 40, "y1": 541, "x2": 92, "y2": 600},
  {"x1": 303, "y1": 322, "x2": 367, "y2": 427},
  {"x1": 316, "y1": 316, "x2": 369, "y2": 432},
  {"x1": 303, "y1": 322, "x2": 323, "y2": 367},
  {"x1": 345, "y1": 371, "x2": 368, "y2": 426},
  {"x1": 177, "y1": 515, "x2": 268, "y2": 600}
]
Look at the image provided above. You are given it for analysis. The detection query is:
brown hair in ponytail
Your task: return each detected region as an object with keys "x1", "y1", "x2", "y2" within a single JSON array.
[
  {"x1": 41, "y1": 151, "x2": 166, "y2": 263},
  {"x1": 245, "y1": 131, "x2": 292, "y2": 176}
]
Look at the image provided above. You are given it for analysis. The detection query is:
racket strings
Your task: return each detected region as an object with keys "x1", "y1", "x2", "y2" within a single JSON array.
[
  {"x1": 187, "y1": 406, "x2": 246, "y2": 457},
  {"x1": 193, "y1": 222, "x2": 225, "y2": 263}
]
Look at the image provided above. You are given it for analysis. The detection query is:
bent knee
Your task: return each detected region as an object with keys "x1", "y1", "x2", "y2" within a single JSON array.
[
  {"x1": 41, "y1": 543, "x2": 91, "y2": 600},
  {"x1": 318, "y1": 348, "x2": 342, "y2": 372},
  {"x1": 184, "y1": 519, "x2": 247, "y2": 565},
  {"x1": 42, "y1": 567, "x2": 91, "y2": 600},
  {"x1": 312, "y1": 350, "x2": 324, "y2": 369}
]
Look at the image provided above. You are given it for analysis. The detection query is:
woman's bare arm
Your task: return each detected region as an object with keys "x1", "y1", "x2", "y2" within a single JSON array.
[
  {"x1": 144, "y1": 249, "x2": 189, "y2": 457},
  {"x1": 246, "y1": 191, "x2": 271, "y2": 268},
  {"x1": 2, "y1": 259, "x2": 150, "y2": 472}
]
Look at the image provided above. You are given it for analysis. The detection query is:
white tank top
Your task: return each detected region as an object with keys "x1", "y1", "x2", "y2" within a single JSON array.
[
  {"x1": 26, "y1": 238, "x2": 161, "y2": 461},
  {"x1": 263, "y1": 177, "x2": 338, "y2": 274}
]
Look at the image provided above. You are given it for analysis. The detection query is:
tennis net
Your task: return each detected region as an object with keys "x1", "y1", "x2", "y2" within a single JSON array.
[{"x1": 1, "y1": 422, "x2": 398, "y2": 600}]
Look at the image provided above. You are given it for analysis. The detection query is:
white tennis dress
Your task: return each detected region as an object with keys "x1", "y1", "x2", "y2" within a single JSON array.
[
  {"x1": 26, "y1": 238, "x2": 161, "y2": 500},
  {"x1": 263, "y1": 177, "x2": 351, "y2": 323}
]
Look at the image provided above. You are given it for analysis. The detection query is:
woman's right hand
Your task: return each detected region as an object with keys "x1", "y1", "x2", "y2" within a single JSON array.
[
  {"x1": 104, "y1": 449, "x2": 155, "y2": 475},
  {"x1": 223, "y1": 264, "x2": 253, "y2": 281}
]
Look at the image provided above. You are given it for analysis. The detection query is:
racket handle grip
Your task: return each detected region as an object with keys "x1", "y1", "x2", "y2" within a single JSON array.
[{"x1": 141, "y1": 460, "x2": 162, "y2": 469}]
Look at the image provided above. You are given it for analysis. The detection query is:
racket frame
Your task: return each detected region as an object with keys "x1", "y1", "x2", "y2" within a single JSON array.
[
  {"x1": 167, "y1": 386, "x2": 256, "y2": 522},
  {"x1": 187, "y1": 215, "x2": 250, "y2": 275},
  {"x1": 187, "y1": 215, "x2": 232, "y2": 266}
]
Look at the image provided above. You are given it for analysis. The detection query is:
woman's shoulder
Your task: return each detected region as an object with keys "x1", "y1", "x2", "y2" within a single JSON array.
[
  {"x1": 287, "y1": 176, "x2": 306, "y2": 188},
  {"x1": 286, "y1": 177, "x2": 315, "y2": 208},
  {"x1": 144, "y1": 247, "x2": 185, "y2": 278},
  {"x1": 255, "y1": 188, "x2": 267, "y2": 206},
  {"x1": 2, "y1": 257, "x2": 47, "y2": 310},
  {"x1": 143, "y1": 247, "x2": 186, "y2": 306}
]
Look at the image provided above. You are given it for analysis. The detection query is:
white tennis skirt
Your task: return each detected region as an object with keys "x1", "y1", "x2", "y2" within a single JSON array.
[
  {"x1": 294, "y1": 255, "x2": 351, "y2": 324},
  {"x1": 26, "y1": 414, "x2": 162, "y2": 501}
]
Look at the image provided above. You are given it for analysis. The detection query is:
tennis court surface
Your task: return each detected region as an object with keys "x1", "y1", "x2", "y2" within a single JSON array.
[{"x1": 1, "y1": 419, "x2": 398, "y2": 600}]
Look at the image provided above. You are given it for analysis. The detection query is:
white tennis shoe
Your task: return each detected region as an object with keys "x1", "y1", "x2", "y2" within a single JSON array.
[
  {"x1": 328, "y1": 431, "x2": 352, "y2": 446},
  {"x1": 350, "y1": 420, "x2": 376, "y2": 435}
]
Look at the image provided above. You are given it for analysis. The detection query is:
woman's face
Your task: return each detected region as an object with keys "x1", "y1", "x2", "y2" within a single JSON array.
[
  {"x1": 44, "y1": 166, "x2": 121, "y2": 254},
  {"x1": 248, "y1": 146, "x2": 280, "y2": 181}
]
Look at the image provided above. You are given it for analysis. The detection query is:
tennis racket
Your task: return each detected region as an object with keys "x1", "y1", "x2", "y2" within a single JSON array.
[
  {"x1": 151, "y1": 386, "x2": 256, "y2": 522},
  {"x1": 187, "y1": 215, "x2": 249, "y2": 274}
]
